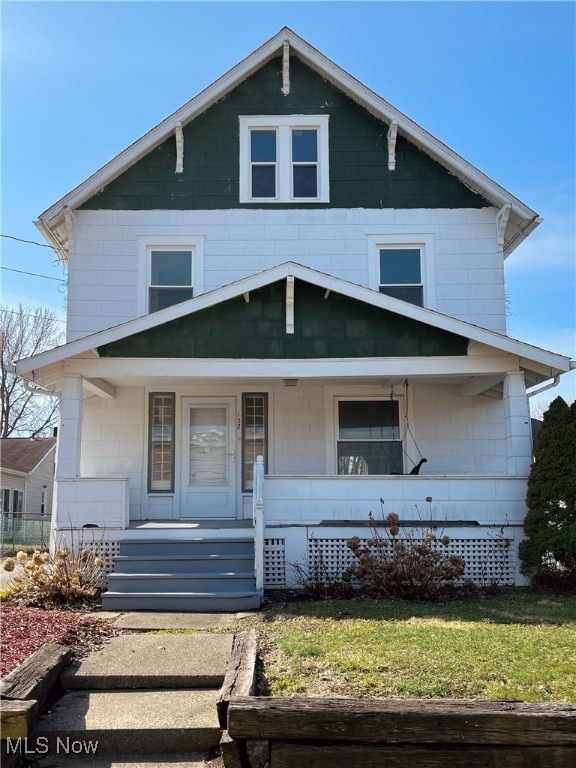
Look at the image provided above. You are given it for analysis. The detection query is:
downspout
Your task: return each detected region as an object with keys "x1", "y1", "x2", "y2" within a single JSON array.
[{"x1": 526, "y1": 375, "x2": 561, "y2": 400}]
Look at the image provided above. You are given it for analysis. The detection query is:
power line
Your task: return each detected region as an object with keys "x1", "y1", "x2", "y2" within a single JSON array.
[
  {"x1": 1, "y1": 307, "x2": 66, "y2": 324},
  {"x1": 1, "y1": 266, "x2": 66, "y2": 283},
  {"x1": 1, "y1": 233, "x2": 55, "y2": 250}
]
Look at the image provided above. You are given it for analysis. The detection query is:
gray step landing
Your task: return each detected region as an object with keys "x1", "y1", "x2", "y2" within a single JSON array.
[
  {"x1": 35, "y1": 689, "x2": 222, "y2": 755},
  {"x1": 102, "y1": 590, "x2": 261, "y2": 612},
  {"x1": 61, "y1": 633, "x2": 233, "y2": 690}
]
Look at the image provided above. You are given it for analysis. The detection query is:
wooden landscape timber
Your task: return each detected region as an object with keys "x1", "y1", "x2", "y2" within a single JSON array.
[
  {"x1": 0, "y1": 643, "x2": 71, "y2": 743},
  {"x1": 218, "y1": 630, "x2": 576, "y2": 768}
]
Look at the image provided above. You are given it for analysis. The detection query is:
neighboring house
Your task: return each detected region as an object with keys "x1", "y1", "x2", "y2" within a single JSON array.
[
  {"x1": 1, "y1": 437, "x2": 56, "y2": 539},
  {"x1": 14, "y1": 28, "x2": 574, "y2": 609}
]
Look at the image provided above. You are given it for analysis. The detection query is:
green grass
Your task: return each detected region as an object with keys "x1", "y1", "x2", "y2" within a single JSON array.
[{"x1": 249, "y1": 593, "x2": 576, "y2": 702}]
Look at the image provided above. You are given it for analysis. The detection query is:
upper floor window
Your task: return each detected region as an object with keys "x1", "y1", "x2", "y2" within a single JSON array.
[
  {"x1": 138, "y1": 236, "x2": 205, "y2": 316},
  {"x1": 379, "y1": 247, "x2": 423, "y2": 306},
  {"x1": 367, "y1": 233, "x2": 435, "y2": 309},
  {"x1": 149, "y1": 249, "x2": 193, "y2": 312},
  {"x1": 239, "y1": 115, "x2": 329, "y2": 203}
]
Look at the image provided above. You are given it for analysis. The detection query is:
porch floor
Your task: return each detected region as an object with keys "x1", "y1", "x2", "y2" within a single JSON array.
[{"x1": 127, "y1": 519, "x2": 253, "y2": 530}]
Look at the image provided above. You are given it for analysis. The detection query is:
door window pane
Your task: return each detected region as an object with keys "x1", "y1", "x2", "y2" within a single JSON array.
[{"x1": 189, "y1": 407, "x2": 228, "y2": 486}]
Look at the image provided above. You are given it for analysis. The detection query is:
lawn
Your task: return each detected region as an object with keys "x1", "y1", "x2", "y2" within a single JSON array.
[{"x1": 243, "y1": 592, "x2": 576, "y2": 703}]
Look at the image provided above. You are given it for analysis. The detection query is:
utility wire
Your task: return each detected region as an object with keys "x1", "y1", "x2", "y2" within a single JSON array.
[
  {"x1": 1, "y1": 266, "x2": 66, "y2": 283},
  {"x1": 1, "y1": 307, "x2": 66, "y2": 324},
  {"x1": 1, "y1": 233, "x2": 55, "y2": 249}
]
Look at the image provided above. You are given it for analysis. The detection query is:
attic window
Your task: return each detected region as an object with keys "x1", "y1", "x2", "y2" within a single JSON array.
[{"x1": 239, "y1": 115, "x2": 329, "y2": 203}]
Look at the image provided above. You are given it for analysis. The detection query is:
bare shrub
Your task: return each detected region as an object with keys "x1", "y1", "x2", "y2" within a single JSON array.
[
  {"x1": 343, "y1": 502, "x2": 465, "y2": 601},
  {"x1": 3, "y1": 536, "x2": 106, "y2": 608}
]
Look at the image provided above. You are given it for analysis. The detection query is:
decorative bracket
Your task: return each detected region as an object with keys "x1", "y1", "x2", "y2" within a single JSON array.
[
  {"x1": 175, "y1": 122, "x2": 184, "y2": 173},
  {"x1": 281, "y1": 41, "x2": 290, "y2": 95},
  {"x1": 497, "y1": 203, "x2": 512, "y2": 254},
  {"x1": 387, "y1": 121, "x2": 398, "y2": 171},
  {"x1": 286, "y1": 276, "x2": 295, "y2": 334},
  {"x1": 243, "y1": 292, "x2": 250, "y2": 304},
  {"x1": 63, "y1": 206, "x2": 74, "y2": 254}
]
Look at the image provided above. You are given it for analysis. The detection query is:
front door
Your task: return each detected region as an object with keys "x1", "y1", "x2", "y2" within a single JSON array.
[{"x1": 181, "y1": 397, "x2": 237, "y2": 518}]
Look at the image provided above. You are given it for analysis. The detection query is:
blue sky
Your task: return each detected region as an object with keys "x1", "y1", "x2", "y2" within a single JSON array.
[{"x1": 1, "y1": 1, "x2": 575, "y2": 407}]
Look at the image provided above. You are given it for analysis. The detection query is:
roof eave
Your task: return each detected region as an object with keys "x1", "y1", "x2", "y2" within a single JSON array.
[{"x1": 37, "y1": 27, "x2": 539, "y2": 261}]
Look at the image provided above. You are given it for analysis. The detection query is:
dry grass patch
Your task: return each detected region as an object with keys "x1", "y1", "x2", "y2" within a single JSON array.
[{"x1": 239, "y1": 593, "x2": 576, "y2": 702}]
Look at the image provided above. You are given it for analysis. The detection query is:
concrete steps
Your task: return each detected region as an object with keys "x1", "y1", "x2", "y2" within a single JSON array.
[
  {"x1": 102, "y1": 534, "x2": 261, "y2": 612},
  {"x1": 35, "y1": 631, "x2": 233, "y2": 761}
]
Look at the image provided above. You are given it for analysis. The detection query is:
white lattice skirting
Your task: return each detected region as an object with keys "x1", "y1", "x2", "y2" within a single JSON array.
[{"x1": 56, "y1": 525, "x2": 522, "y2": 588}]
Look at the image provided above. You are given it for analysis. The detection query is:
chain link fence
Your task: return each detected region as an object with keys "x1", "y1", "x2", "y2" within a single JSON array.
[{"x1": 1, "y1": 513, "x2": 51, "y2": 555}]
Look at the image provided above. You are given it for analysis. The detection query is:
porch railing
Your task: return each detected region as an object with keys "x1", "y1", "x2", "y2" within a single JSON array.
[{"x1": 253, "y1": 455, "x2": 265, "y2": 593}]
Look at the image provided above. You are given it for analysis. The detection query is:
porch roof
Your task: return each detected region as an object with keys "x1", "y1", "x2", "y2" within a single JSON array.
[{"x1": 16, "y1": 262, "x2": 572, "y2": 386}]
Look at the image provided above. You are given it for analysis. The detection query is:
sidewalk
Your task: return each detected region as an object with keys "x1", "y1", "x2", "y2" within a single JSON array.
[{"x1": 30, "y1": 611, "x2": 249, "y2": 767}]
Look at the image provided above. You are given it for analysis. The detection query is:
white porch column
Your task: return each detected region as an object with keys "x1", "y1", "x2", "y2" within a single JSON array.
[
  {"x1": 503, "y1": 371, "x2": 532, "y2": 477},
  {"x1": 56, "y1": 373, "x2": 84, "y2": 480}
]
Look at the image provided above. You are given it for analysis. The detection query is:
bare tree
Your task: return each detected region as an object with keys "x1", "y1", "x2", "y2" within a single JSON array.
[{"x1": 1, "y1": 304, "x2": 64, "y2": 438}]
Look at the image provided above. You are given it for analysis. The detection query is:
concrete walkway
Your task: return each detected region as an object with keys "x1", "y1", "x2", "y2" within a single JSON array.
[{"x1": 33, "y1": 611, "x2": 248, "y2": 767}]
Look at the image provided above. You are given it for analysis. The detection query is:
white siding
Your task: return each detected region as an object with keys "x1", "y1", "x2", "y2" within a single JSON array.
[
  {"x1": 77, "y1": 382, "x2": 514, "y2": 524},
  {"x1": 68, "y1": 207, "x2": 504, "y2": 341},
  {"x1": 81, "y1": 387, "x2": 145, "y2": 520},
  {"x1": 26, "y1": 449, "x2": 55, "y2": 517}
]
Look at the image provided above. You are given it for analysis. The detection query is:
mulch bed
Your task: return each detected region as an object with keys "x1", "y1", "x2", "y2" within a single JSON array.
[{"x1": 0, "y1": 605, "x2": 117, "y2": 676}]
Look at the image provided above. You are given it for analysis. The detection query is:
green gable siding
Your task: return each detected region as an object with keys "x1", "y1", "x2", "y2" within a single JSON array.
[
  {"x1": 98, "y1": 281, "x2": 468, "y2": 359},
  {"x1": 81, "y1": 57, "x2": 488, "y2": 211}
]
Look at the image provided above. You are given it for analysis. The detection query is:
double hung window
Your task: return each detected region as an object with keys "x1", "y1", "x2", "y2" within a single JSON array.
[
  {"x1": 379, "y1": 247, "x2": 423, "y2": 306},
  {"x1": 337, "y1": 399, "x2": 402, "y2": 475},
  {"x1": 149, "y1": 249, "x2": 193, "y2": 312},
  {"x1": 240, "y1": 116, "x2": 329, "y2": 203}
]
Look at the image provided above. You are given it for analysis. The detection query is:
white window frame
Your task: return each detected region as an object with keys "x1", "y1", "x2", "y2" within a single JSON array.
[
  {"x1": 367, "y1": 232, "x2": 435, "y2": 309},
  {"x1": 324, "y1": 387, "x2": 417, "y2": 476},
  {"x1": 239, "y1": 115, "x2": 330, "y2": 203},
  {"x1": 138, "y1": 236, "x2": 205, "y2": 316}
]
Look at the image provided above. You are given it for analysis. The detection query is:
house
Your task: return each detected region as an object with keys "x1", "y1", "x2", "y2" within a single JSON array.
[
  {"x1": 14, "y1": 28, "x2": 574, "y2": 609},
  {"x1": 1, "y1": 437, "x2": 56, "y2": 549}
]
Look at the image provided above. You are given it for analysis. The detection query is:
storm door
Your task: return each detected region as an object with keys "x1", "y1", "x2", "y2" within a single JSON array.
[{"x1": 180, "y1": 397, "x2": 237, "y2": 518}]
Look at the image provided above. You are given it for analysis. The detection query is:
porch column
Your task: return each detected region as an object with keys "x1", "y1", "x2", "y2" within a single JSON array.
[
  {"x1": 503, "y1": 371, "x2": 532, "y2": 477},
  {"x1": 56, "y1": 373, "x2": 84, "y2": 479}
]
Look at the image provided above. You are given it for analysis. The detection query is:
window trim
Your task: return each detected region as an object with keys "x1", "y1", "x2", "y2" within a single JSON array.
[
  {"x1": 335, "y1": 396, "x2": 404, "y2": 476},
  {"x1": 239, "y1": 115, "x2": 330, "y2": 203},
  {"x1": 367, "y1": 232, "x2": 435, "y2": 309},
  {"x1": 138, "y1": 236, "x2": 204, "y2": 316},
  {"x1": 325, "y1": 387, "x2": 419, "y2": 476}
]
